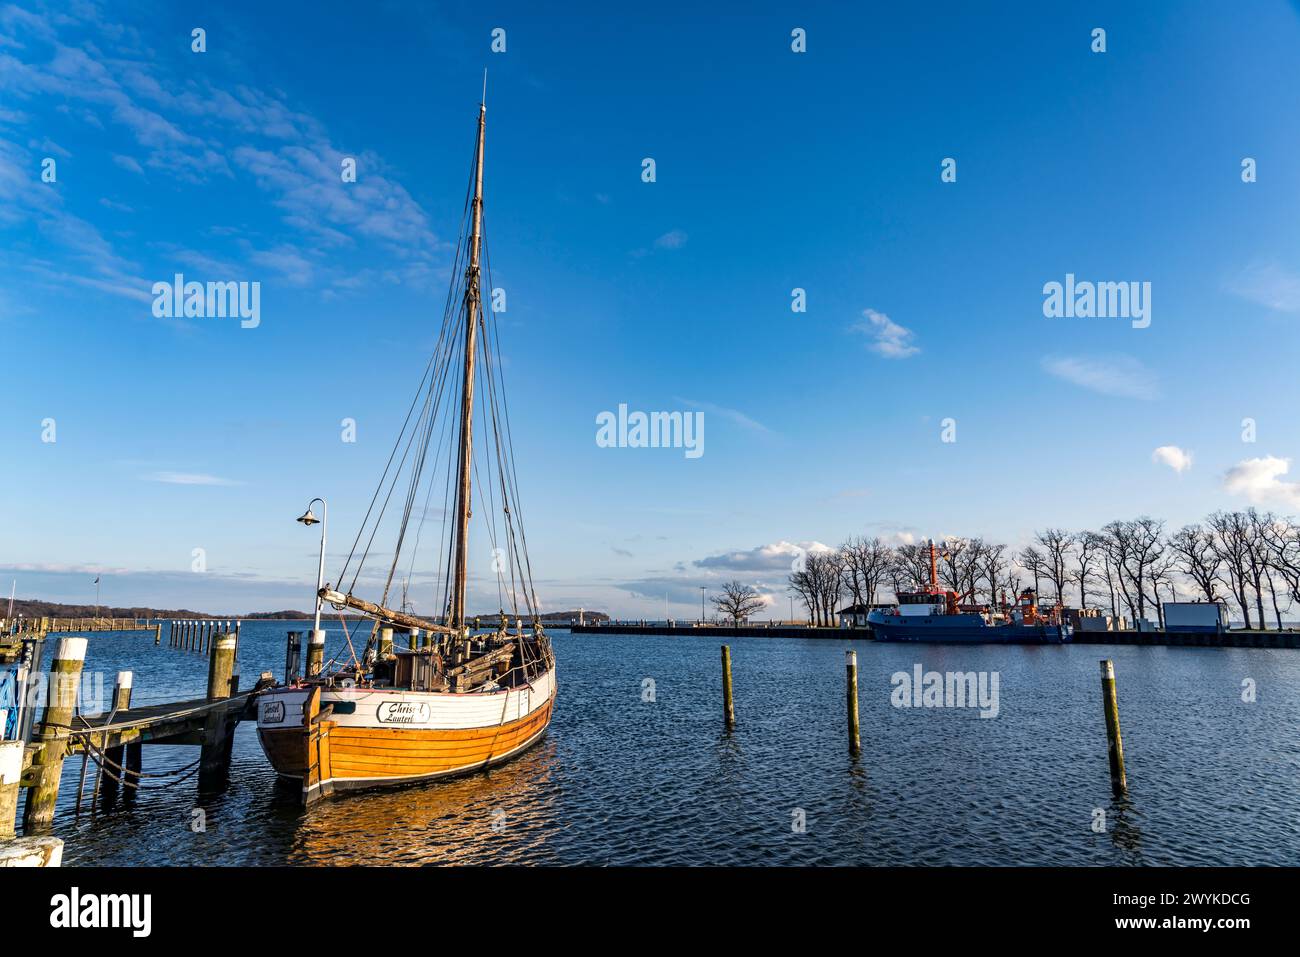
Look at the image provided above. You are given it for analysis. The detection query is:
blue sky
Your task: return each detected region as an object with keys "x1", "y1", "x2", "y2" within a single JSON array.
[{"x1": 3, "y1": 0, "x2": 1300, "y2": 617}]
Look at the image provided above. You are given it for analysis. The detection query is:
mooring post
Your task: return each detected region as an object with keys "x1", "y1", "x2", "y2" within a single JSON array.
[
  {"x1": 199, "y1": 633, "x2": 238, "y2": 790},
  {"x1": 380, "y1": 627, "x2": 394, "y2": 658},
  {"x1": 1100, "y1": 659, "x2": 1127, "y2": 793},
  {"x1": 23, "y1": 636, "x2": 88, "y2": 831},
  {"x1": 97, "y1": 671, "x2": 133, "y2": 802},
  {"x1": 721, "y1": 645, "x2": 735, "y2": 730},
  {"x1": 0, "y1": 739, "x2": 22, "y2": 840},
  {"x1": 285, "y1": 631, "x2": 302, "y2": 683},
  {"x1": 846, "y1": 649, "x2": 861, "y2": 756},
  {"x1": 306, "y1": 629, "x2": 325, "y2": 677},
  {"x1": 154, "y1": 622, "x2": 161, "y2": 645}
]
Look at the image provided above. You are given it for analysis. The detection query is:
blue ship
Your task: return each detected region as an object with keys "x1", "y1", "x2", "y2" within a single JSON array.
[{"x1": 867, "y1": 541, "x2": 1072, "y2": 645}]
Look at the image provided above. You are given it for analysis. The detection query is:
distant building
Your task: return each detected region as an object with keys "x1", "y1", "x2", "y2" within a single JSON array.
[
  {"x1": 1163, "y1": 601, "x2": 1229, "y2": 633},
  {"x1": 836, "y1": 603, "x2": 894, "y2": 628}
]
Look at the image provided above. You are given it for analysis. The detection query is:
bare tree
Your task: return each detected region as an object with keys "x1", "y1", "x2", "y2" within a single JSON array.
[
  {"x1": 1260, "y1": 516, "x2": 1300, "y2": 613},
  {"x1": 893, "y1": 543, "x2": 934, "y2": 591},
  {"x1": 1149, "y1": 549, "x2": 1177, "y2": 629},
  {"x1": 979, "y1": 542, "x2": 1008, "y2": 608},
  {"x1": 1073, "y1": 530, "x2": 1104, "y2": 609},
  {"x1": 937, "y1": 537, "x2": 984, "y2": 601},
  {"x1": 711, "y1": 581, "x2": 766, "y2": 625},
  {"x1": 1035, "y1": 528, "x2": 1075, "y2": 605},
  {"x1": 1100, "y1": 550, "x2": 1119, "y2": 618},
  {"x1": 1018, "y1": 546, "x2": 1046, "y2": 598},
  {"x1": 1208, "y1": 510, "x2": 1255, "y2": 629},
  {"x1": 1169, "y1": 524, "x2": 1222, "y2": 603},
  {"x1": 818, "y1": 550, "x2": 846, "y2": 626},
  {"x1": 1243, "y1": 508, "x2": 1274, "y2": 629},
  {"x1": 839, "y1": 536, "x2": 893, "y2": 609},
  {"x1": 788, "y1": 570, "x2": 816, "y2": 624},
  {"x1": 1101, "y1": 518, "x2": 1164, "y2": 623}
]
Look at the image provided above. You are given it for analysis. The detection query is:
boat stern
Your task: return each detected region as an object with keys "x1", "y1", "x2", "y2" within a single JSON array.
[{"x1": 255, "y1": 687, "x2": 312, "y2": 780}]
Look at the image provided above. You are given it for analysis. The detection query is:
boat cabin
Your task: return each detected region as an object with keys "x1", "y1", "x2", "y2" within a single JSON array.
[{"x1": 896, "y1": 590, "x2": 959, "y2": 616}]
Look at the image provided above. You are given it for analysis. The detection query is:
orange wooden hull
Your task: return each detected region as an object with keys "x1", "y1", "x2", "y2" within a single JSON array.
[{"x1": 258, "y1": 692, "x2": 554, "y2": 803}]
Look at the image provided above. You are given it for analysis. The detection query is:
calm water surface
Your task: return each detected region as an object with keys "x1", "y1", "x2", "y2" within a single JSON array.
[{"x1": 15, "y1": 621, "x2": 1300, "y2": 865}]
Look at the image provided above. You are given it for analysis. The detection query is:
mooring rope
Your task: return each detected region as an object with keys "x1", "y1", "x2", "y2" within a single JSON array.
[{"x1": 70, "y1": 715, "x2": 204, "y2": 788}]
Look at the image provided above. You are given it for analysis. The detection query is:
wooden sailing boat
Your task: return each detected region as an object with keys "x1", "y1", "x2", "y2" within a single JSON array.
[{"x1": 256, "y1": 93, "x2": 557, "y2": 804}]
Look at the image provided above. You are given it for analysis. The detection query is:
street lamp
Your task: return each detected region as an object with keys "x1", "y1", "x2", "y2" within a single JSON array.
[{"x1": 296, "y1": 498, "x2": 327, "y2": 634}]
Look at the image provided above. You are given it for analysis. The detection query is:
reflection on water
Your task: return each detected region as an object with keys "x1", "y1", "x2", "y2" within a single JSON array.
[
  {"x1": 285, "y1": 738, "x2": 561, "y2": 865},
  {"x1": 1107, "y1": 794, "x2": 1144, "y2": 860},
  {"x1": 18, "y1": 622, "x2": 1300, "y2": 865}
]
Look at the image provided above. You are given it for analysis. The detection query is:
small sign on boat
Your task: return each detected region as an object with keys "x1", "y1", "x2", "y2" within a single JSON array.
[
  {"x1": 377, "y1": 701, "x2": 432, "y2": 724},
  {"x1": 261, "y1": 700, "x2": 285, "y2": 724}
]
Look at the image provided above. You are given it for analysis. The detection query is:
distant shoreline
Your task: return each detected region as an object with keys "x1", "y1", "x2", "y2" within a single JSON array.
[{"x1": 4, "y1": 599, "x2": 607, "y2": 625}]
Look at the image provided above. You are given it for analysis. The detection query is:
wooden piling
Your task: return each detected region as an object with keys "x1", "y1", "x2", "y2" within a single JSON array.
[
  {"x1": 23, "y1": 636, "x2": 87, "y2": 831},
  {"x1": 154, "y1": 622, "x2": 162, "y2": 645},
  {"x1": 284, "y1": 631, "x2": 302, "y2": 683},
  {"x1": 306, "y1": 629, "x2": 325, "y2": 677},
  {"x1": 380, "y1": 627, "x2": 394, "y2": 658},
  {"x1": 1100, "y1": 659, "x2": 1127, "y2": 793},
  {"x1": 98, "y1": 671, "x2": 133, "y2": 800},
  {"x1": 123, "y1": 739, "x2": 142, "y2": 796},
  {"x1": 721, "y1": 645, "x2": 735, "y2": 730},
  {"x1": 0, "y1": 739, "x2": 22, "y2": 840},
  {"x1": 846, "y1": 649, "x2": 861, "y2": 756},
  {"x1": 199, "y1": 633, "x2": 238, "y2": 790}
]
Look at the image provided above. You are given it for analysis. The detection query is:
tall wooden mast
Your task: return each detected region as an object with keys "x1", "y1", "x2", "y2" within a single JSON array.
[{"x1": 450, "y1": 101, "x2": 486, "y2": 630}]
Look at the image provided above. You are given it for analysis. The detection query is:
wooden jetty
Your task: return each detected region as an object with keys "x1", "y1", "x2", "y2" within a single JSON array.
[
  {"x1": 2, "y1": 623, "x2": 266, "y2": 853},
  {"x1": 1, "y1": 618, "x2": 163, "y2": 663}
]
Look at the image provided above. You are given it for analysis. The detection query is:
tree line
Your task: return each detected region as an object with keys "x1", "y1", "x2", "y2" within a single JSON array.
[{"x1": 782, "y1": 509, "x2": 1300, "y2": 629}]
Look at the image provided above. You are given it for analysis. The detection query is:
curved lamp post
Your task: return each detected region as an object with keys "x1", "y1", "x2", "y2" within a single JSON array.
[{"x1": 296, "y1": 498, "x2": 327, "y2": 634}]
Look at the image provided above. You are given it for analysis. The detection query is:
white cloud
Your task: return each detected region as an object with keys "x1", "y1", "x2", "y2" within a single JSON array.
[
  {"x1": 1222, "y1": 456, "x2": 1300, "y2": 509},
  {"x1": 1041, "y1": 354, "x2": 1159, "y2": 400},
  {"x1": 1152, "y1": 445, "x2": 1192, "y2": 473},
  {"x1": 851, "y1": 308, "x2": 919, "y2": 359},
  {"x1": 142, "y1": 472, "x2": 244, "y2": 487},
  {"x1": 111, "y1": 154, "x2": 143, "y2": 174},
  {"x1": 1226, "y1": 262, "x2": 1300, "y2": 313},
  {"x1": 695, "y1": 540, "x2": 832, "y2": 573},
  {"x1": 653, "y1": 229, "x2": 687, "y2": 250},
  {"x1": 675, "y1": 396, "x2": 772, "y2": 435}
]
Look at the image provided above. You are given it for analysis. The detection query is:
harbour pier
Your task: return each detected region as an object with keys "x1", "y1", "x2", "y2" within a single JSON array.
[
  {"x1": 569, "y1": 622, "x2": 1300, "y2": 648},
  {"x1": 1, "y1": 623, "x2": 264, "y2": 865}
]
